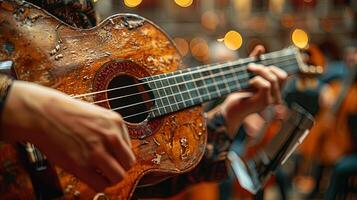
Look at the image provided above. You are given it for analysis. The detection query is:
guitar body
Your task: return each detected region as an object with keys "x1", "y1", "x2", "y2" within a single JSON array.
[{"x1": 0, "y1": 1, "x2": 207, "y2": 199}]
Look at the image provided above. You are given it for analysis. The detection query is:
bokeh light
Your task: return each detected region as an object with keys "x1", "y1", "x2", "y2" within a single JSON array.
[
  {"x1": 174, "y1": 0, "x2": 193, "y2": 8},
  {"x1": 173, "y1": 37, "x2": 189, "y2": 57},
  {"x1": 221, "y1": 30, "x2": 243, "y2": 50},
  {"x1": 124, "y1": 0, "x2": 142, "y2": 8},
  {"x1": 201, "y1": 11, "x2": 219, "y2": 31},
  {"x1": 292, "y1": 29, "x2": 309, "y2": 49},
  {"x1": 190, "y1": 37, "x2": 209, "y2": 62}
]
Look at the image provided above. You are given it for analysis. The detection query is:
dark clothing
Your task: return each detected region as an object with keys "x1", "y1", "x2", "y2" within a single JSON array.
[{"x1": 326, "y1": 154, "x2": 357, "y2": 200}]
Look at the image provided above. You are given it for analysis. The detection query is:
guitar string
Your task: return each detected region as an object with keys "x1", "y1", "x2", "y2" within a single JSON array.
[
  {"x1": 73, "y1": 49, "x2": 296, "y2": 99},
  {"x1": 114, "y1": 63, "x2": 298, "y2": 120},
  {"x1": 120, "y1": 64, "x2": 298, "y2": 121},
  {"x1": 90, "y1": 55, "x2": 297, "y2": 105},
  {"x1": 90, "y1": 55, "x2": 296, "y2": 105},
  {"x1": 99, "y1": 59, "x2": 297, "y2": 113},
  {"x1": 74, "y1": 53, "x2": 293, "y2": 99}
]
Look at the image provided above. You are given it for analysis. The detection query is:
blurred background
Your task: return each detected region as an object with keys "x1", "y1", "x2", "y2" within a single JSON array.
[
  {"x1": 93, "y1": 1, "x2": 356, "y2": 200},
  {"x1": 94, "y1": 0, "x2": 356, "y2": 64}
]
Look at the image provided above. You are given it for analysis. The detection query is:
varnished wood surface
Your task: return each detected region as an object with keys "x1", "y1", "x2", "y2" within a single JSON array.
[{"x1": 0, "y1": 1, "x2": 207, "y2": 199}]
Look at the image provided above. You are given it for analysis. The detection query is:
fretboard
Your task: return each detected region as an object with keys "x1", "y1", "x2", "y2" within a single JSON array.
[{"x1": 143, "y1": 46, "x2": 302, "y2": 119}]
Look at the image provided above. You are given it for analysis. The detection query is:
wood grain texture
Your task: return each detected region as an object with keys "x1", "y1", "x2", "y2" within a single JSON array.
[{"x1": 0, "y1": 1, "x2": 207, "y2": 199}]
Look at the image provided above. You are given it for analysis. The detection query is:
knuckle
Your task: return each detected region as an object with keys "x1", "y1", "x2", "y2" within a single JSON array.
[
  {"x1": 112, "y1": 173, "x2": 124, "y2": 183},
  {"x1": 89, "y1": 145, "x2": 105, "y2": 159},
  {"x1": 270, "y1": 75, "x2": 278, "y2": 83},
  {"x1": 108, "y1": 111, "x2": 123, "y2": 122},
  {"x1": 107, "y1": 132, "x2": 121, "y2": 143},
  {"x1": 262, "y1": 81, "x2": 271, "y2": 90}
]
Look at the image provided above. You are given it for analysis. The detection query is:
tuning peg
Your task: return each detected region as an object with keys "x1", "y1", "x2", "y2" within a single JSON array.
[{"x1": 316, "y1": 66, "x2": 324, "y2": 74}]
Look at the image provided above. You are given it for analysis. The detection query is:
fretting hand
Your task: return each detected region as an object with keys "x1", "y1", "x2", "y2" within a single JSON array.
[
  {"x1": 216, "y1": 45, "x2": 288, "y2": 136},
  {"x1": 1, "y1": 81, "x2": 136, "y2": 191}
]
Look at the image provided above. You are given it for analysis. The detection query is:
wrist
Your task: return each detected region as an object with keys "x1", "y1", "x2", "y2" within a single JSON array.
[{"x1": 220, "y1": 104, "x2": 249, "y2": 137}]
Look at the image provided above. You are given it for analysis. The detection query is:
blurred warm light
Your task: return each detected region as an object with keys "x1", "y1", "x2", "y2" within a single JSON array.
[
  {"x1": 174, "y1": 0, "x2": 193, "y2": 7},
  {"x1": 321, "y1": 19, "x2": 333, "y2": 32},
  {"x1": 124, "y1": 0, "x2": 142, "y2": 8},
  {"x1": 270, "y1": 0, "x2": 285, "y2": 14},
  {"x1": 281, "y1": 14, "x2": 295, "y2": 28},
  {"x1": 210, "y1": 42, "x2": 238, "y2": 63},
  {"x1": 246, "y1": 17, "x2": 267, "y2": 33},
  {"x1": 233, "y1": 0, "x2": 251, "y2": 18},
  {"x1": 201, "y1": 11, "x2": 219, "y2": 31},
  {"x1": 247, "y1": 38, "x2": 267, "y2": 53},
  {"x1": 292, "y1": 29, "x2": 309, "y2": 49},
  {"x1": 173, "y1": 37, "x2": 189, "y2": 56},
  {"x1": 221, "y1": 30, "x2": 243, "y2": 51},
  {"x1": 93, "y1": 0, "x2": 98, "y2": 2},
  {"x1": 190, "y1": 37, "x2": 209, "y2": 62}
]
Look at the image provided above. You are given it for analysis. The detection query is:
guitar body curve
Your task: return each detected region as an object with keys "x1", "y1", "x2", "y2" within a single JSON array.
[{"x1": 0, "y1": 1, "x2": 207, "y2": 199}]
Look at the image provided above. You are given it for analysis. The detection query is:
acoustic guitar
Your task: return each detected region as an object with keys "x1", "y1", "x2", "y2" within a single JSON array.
[{"x1": 0, "y1": 1, "x2": 309, "y2": 199}]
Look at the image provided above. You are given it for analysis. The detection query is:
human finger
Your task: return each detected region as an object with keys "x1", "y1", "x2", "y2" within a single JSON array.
[
  {"x1": 103, "y1": 127, "x2": 136, "y2": 170},
  {"x1": 268, "y1": 66, "x2": 288, "y2": 87},
  {"x1": 91, "y1": 147, "x2": 127, "y2": 185},
  {"x1": 249, "y1": 45, "x2": 266, "y2": 58},
  {"x1": 249, "y1": 76, "x2": 272, "y2": 106},
  {"x1": 73, "y1": 165, "x2": 110, "y2": 192},
  {"x1": 248, "y1": 64, "x2": 280, "y2": 104}
]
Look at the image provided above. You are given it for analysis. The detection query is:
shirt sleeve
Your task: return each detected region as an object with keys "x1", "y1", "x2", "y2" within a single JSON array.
[{"x1": 133, "y1": 111, "x2": 233, "y2": 198}]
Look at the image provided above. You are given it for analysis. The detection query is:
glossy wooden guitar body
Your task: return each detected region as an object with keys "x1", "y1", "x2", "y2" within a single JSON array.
[{"x1": 0, "y1": 1, "x2": 207, "y2": 199}]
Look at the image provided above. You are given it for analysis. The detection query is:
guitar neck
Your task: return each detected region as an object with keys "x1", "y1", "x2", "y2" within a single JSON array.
[{"x1": 144, "y1": 47, "x2": 302, "y2": 119}]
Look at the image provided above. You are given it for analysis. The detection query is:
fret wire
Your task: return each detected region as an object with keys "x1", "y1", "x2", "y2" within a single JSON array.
[
  {"x1": 119, "y1": 63, "x2": 299, "y2": 119},
  {"x1": 189, "y1": 71, "x2": 204, "y2": 103},
  {"x1": 188, "y1": 68, "x2": 200, "y2": 105},
  {"x1": 157, "y1": 75, "x2": 170, "y2": 114},
  {"x1": 208, "y1": 68, "x2": 221, "y2": 97},
  {"x1": 109, "y1": 59, "x2": 298, "y2": 112},
  {"x1": 220, "y1": 66, "x2": 232, "y2": 93},
  {"x1": 171, "y1": 72, "x2": 184, "y2": 109},
  {"x1": 163, "y1": 75, "x2": 177, "y2": 112},
  {"x1": 177, "y1": 70, "x2": 189, "y2": 108},
  {"x1": 191, "y1": 69, "x2": 210, "y2": 102},
  {"x1": 151, "y1": 76, "x2": 165, "y2": 115},
  {"x1": 183, "y1": 68, "x2": 195, "y2": 106},
  {"x1": 226, "y1": 61, "x2": 242, "y2": 91}
]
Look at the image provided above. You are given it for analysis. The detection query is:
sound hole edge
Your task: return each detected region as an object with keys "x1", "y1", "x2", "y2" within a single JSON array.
[{"x1": 107, "y1": 74, "x2": 154, "y2": 124}]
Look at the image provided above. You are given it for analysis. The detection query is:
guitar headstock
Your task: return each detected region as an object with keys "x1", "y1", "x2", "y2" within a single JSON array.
[
  {"x1": 295, "y1": 46, "x2": 324, "y2": 77},
  {"x1": 294, "y1": 45, "x2": 326, "y2": 90}
]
